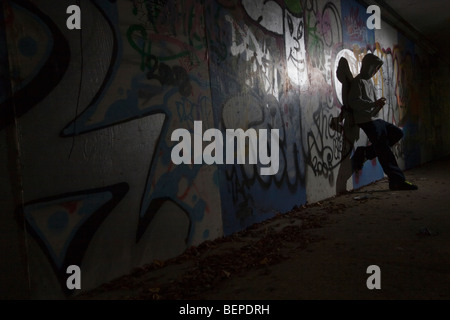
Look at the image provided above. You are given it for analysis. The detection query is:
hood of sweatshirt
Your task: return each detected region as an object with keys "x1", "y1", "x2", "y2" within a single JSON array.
[
  {"x1": 336, "y1": 57, "x2": 353, "y2": 84},
  {"x1": 359, "y1": 53, "x2": 383, "y2": 80}
]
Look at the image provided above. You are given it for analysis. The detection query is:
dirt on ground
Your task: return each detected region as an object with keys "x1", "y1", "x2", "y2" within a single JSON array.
[{"x1": 73, "y1": 156, "x2": 450, "y2": 300}]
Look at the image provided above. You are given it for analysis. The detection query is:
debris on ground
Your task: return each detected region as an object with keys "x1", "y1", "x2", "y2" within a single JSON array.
[
  {"x1": 353, "y1": 195, "x2": 370, "y2": 200},
  {"x1": 417, "y1": 227, "x2": 438, "y2": 237},
  {"x1": 74, "y1": 200, "x2": 352, "y2": 300}
]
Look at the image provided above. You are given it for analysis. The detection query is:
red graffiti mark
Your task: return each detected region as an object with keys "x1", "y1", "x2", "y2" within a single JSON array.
[
  {"x1": 354, "y1": 170, "x2": 361, "y2": 184},
  {"x1": 148, "y1": 33, "x2": 206, "y2": 62},
  {"x1": 344, "y1": 7, "x2": 365, "y2": 42},
  {"x1": 4, "y1": 3, "x2": 15, "y2": 27},
  {"x1": 177, "y1": 183, "x2": 191, "y2": 201},
  {"x1": 179, "y1": 54, "x2": 200, "y2": 73},
  {"x1": 60, "y1": 201, "x2": 79, "y2": 214},
  {"x1": 316, "y1": 9, "x2": 332, "y2": 37}
]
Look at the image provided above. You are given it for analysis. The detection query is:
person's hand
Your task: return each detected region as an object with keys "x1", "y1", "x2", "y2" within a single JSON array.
[{"x1": 374, "y1": 97, "x2": 386, "y2": 108}]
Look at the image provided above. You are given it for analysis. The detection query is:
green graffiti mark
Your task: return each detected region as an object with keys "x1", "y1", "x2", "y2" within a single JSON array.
[
  {"x1": 285, "y1": 0, "x2": 303, "y2": 16},
  {"x1": 126, "y1": 1, "x2": 206, "y2": 72}
]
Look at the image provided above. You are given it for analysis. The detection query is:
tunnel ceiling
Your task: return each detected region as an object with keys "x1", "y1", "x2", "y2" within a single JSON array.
[{"x1": 382, "y1": 0, "x2": 450, "y2": 57}]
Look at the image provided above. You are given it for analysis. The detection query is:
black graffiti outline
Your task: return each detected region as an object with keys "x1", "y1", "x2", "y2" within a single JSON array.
[
  {"x1": 0, "y1": 0, "x2": 70, "y2": 132},
  {"x1": 16, "y1": 182, "x2": 129, "y2": 296},
  {"x1": 60, "y1": 0, "x2": 120, "y2": 137}
]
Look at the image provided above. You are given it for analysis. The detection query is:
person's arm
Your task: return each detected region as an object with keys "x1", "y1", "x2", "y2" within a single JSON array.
[
  {"x1": 370, "y1": 97, "x2": 386, "y2": 116},
  {"x1": 348, "y1": 79, "x2": 375, "y2": 112},
  {"x1": 349, "y1": 79, "x2": 386, "y2": 114}
]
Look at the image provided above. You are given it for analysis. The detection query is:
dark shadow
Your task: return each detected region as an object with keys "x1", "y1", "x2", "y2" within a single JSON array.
[{"x1": 332, "y1": 57, "x2": 360, "y2": 195}]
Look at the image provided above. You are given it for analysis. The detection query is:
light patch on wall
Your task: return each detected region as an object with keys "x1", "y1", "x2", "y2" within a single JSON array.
[{"x1": 285, "y1": 11, "x2": 308, "y2": 87}]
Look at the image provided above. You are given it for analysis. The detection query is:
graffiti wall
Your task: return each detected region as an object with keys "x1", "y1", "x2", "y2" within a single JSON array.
[
  {"x1": 1, "y1": 0, "x2": 449, "y2": 298},
  {"x1": 205, "y1": 0, "x2": 307, "y2": 235}
]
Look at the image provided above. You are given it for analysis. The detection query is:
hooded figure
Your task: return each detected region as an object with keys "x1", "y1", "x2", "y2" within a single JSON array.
[
  {"x1": 348, "y1": 53, "x2": 384, "y2": 124},
  {"x1": 348, "y1": 53, "x2": 418, "y2": 191}
]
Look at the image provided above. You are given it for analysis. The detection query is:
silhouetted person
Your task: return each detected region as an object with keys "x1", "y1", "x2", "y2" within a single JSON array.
[
  {"x1": 349, "y1": 53, "x2": 418, "y2": 190},
  {"x1": 331, "y1": 57, "x2": 360, "y2": 194}
]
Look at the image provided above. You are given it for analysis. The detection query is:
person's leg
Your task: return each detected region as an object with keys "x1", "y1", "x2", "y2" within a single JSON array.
[
  {"x1": 351, "y1": 130, "x2": 385, "y2": 172},
  {"x1": 386, "y1": 122, "x2": 404, "y2": 147},
  {"x1": 355, "y1": 122, "x2": 403, "y2": 164},
  {"x1": 363, "y1": 144, "x2": 376, "y2": 160},
  {"x1": 364, "y1": 122, "x2": 403, "y2": 160},
  {"x1": 358, "y1": 120, "x2": 405, "y2": 184},
  {"x1": 351, "y1": 146, "x2": 366, "y2": 171}
]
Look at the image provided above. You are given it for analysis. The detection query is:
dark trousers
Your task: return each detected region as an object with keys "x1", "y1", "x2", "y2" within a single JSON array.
[{"x1": 358, "y1": 119, "x2": 405, "y2": 184}]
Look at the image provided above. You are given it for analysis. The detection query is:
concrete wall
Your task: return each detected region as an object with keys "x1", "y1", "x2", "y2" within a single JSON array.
[{"x1": 1, "y1": 0, "x2": 449, "y2": 298}]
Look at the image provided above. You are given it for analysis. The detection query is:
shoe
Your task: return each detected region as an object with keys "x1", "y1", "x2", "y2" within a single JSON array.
[
  {"x1": 389, "y1": 180, "x2": 418, "y2": 191},
  {"x1": 351, "y1": 147, "x2": 366, "y2": 172}
]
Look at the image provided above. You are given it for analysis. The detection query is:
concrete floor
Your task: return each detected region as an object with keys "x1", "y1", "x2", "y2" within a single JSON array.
[{"x1": 75, "y1": 155, "x2": 450, "y2": 300}]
